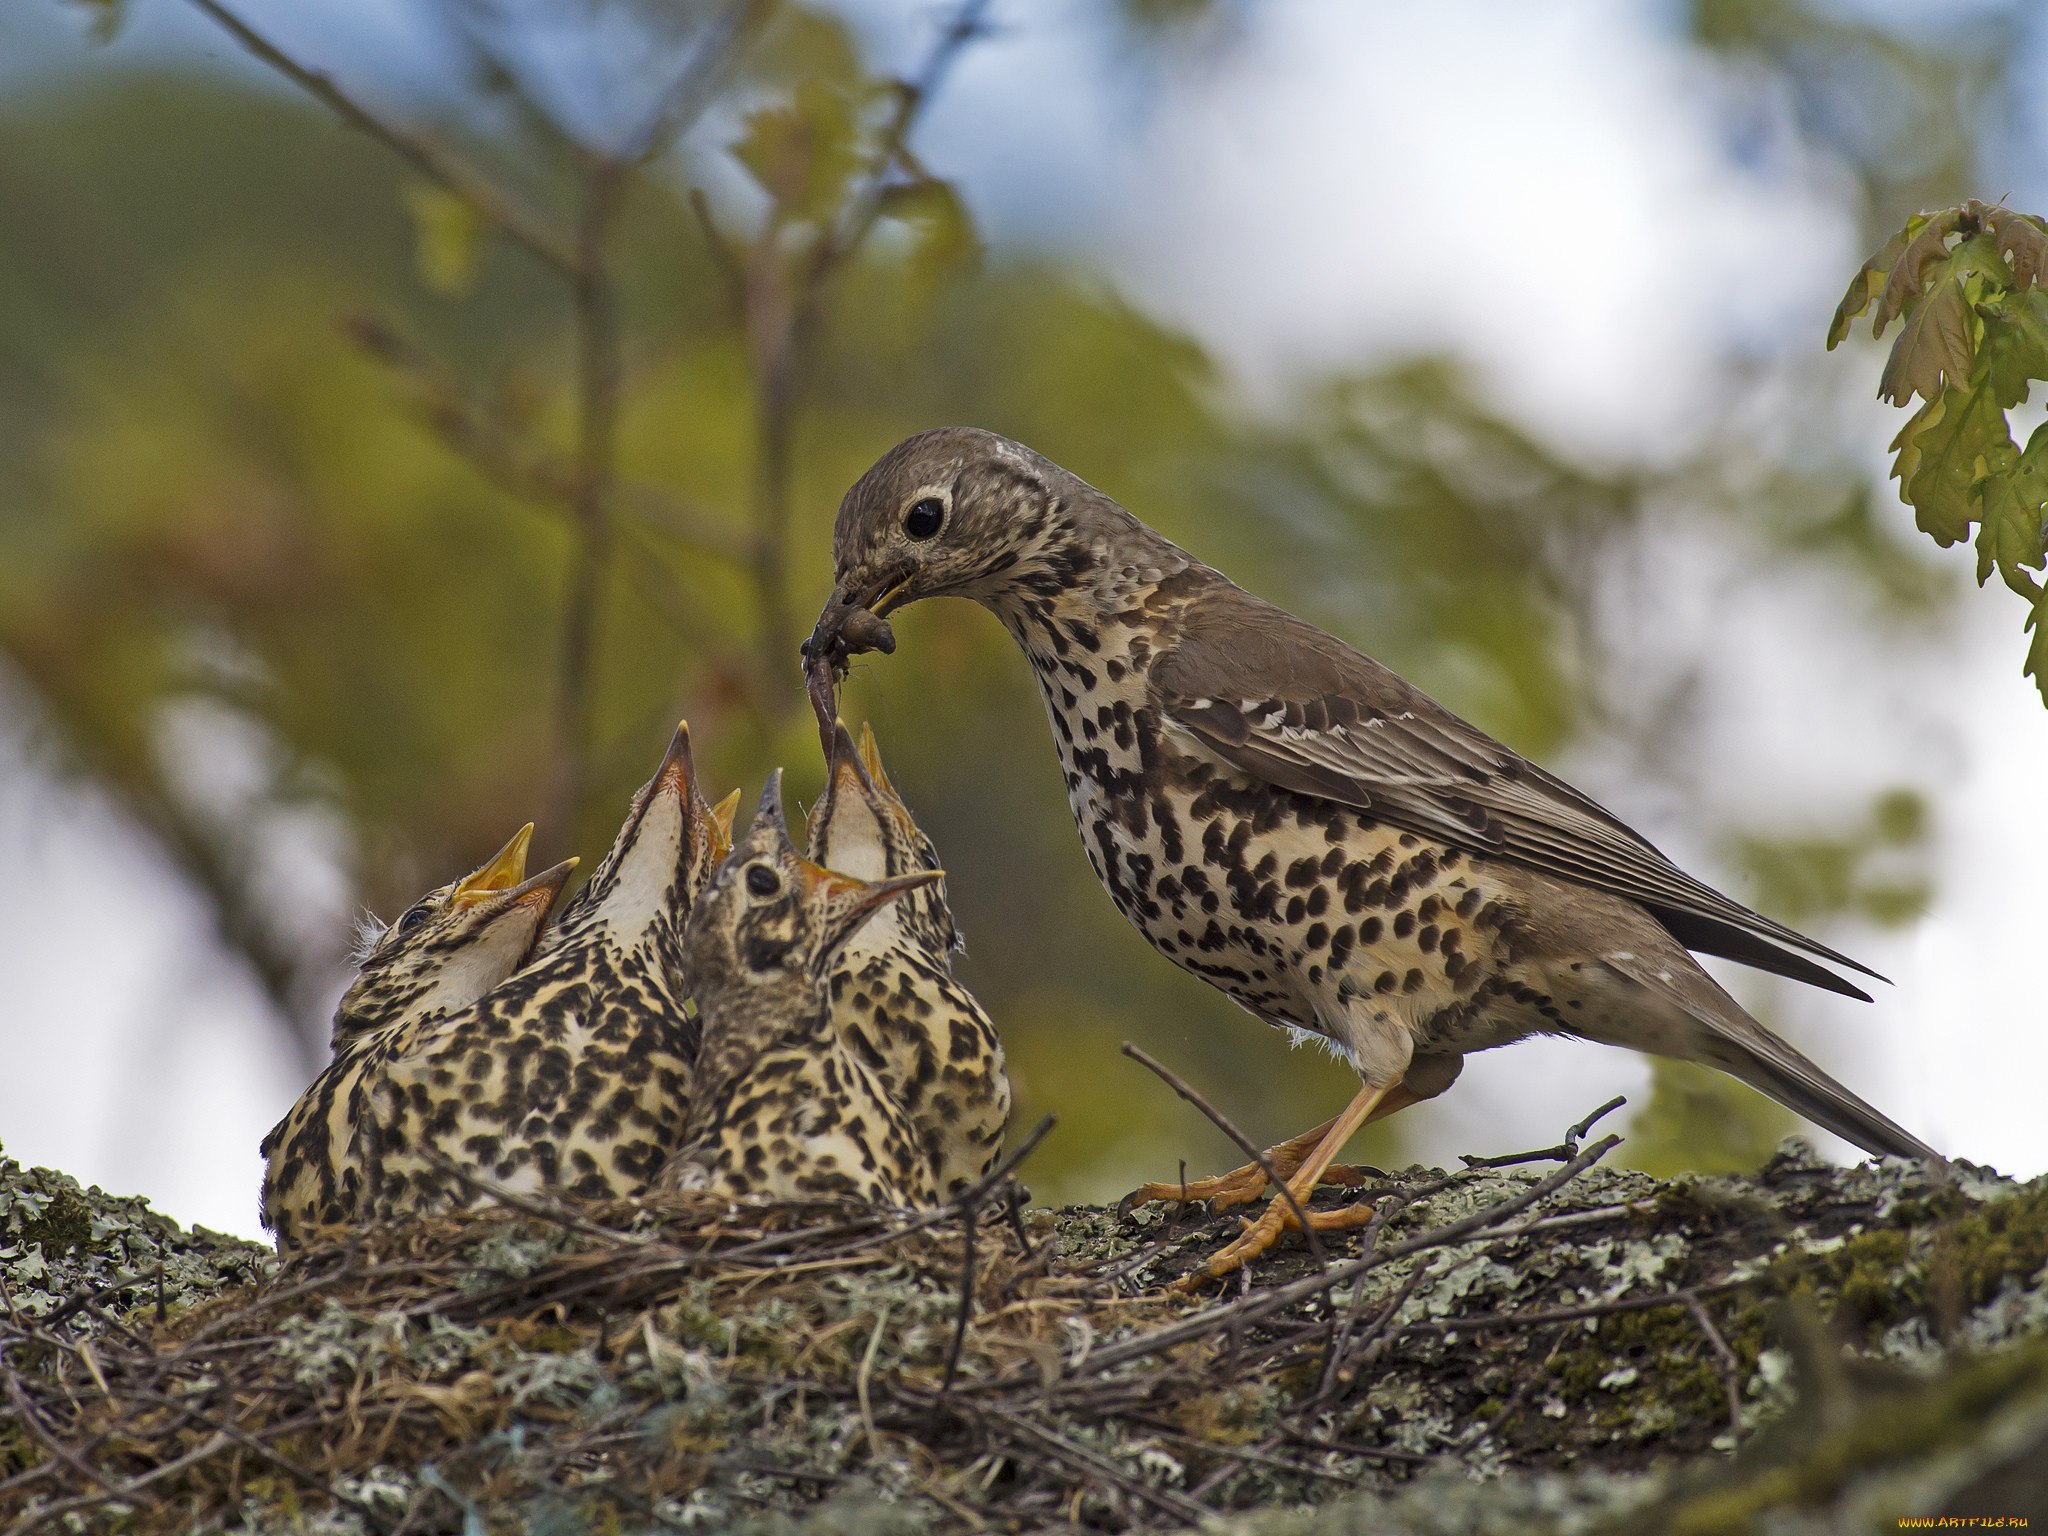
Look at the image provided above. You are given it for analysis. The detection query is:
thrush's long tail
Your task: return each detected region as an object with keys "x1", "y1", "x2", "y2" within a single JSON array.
[{"x1": 1599, "y1": 953, "x2": 1939, "y2": 1163}]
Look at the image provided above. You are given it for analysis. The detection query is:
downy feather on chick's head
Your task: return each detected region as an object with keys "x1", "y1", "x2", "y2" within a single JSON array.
[{"x1": 334, "y1": 823, "x2": 575, "y2": 1050}]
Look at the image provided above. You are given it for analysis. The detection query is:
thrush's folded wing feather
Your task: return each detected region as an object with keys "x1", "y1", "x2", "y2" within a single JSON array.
[{"x1": 1149, "y1": 584, "x2": 1880, "y2": 1000}]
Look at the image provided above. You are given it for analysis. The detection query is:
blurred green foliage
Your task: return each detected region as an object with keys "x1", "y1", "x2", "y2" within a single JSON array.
[
  {"x1": 1828, "y1": 200, "x2": 2048, "y2": 701},
  {"x1": 0, "y1": 0, "x2": 1992, "y2": 1201}
]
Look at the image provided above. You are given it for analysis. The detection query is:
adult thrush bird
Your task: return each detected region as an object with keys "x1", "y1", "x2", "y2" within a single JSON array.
[
  {"x1": 806, "y1": 721, "x2": 1010, "y2": 1195},
  {"x1": 808, "y1": 427, "x2": 1940, "y2": 1283},
  {"x1": 660, "y1": 774, "x2": 943, "y2": 1207},
  {"x1": 261, "y1": 826, "x2": 577, "y2": 1246}
]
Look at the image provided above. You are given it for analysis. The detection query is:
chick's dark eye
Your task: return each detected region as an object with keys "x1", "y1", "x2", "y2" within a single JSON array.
[
  {"x1": 398, "y1": 905, "x2": 433, "y2": 935},
  {"x1": 903, "y1": 497, "x2": 945, "y2": 540},
  {"x1": 744, "y1": 864, "x2": 781, "y2": 897}
]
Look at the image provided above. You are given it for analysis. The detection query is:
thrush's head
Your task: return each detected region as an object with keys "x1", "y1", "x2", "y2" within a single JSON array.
[
  {"x1": 805, "y1": 721, "x2": 954, "y2": 955},
  {"x1": 550, "y1": 722, "x2": 741, "y2": 950},
  {"x1": 335, "y1": 824, "x2": 577, "y2": 1049},
  {"x1": 826, "y1": 427, "x2": 1120, "y2": 631},
  {"x1": 689, "y1": 771, "x2": 940, "y2": 1007}
]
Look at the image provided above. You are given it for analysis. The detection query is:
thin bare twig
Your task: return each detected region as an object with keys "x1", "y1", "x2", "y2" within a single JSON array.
[
  {"x1": 744, "y1": 0, "x2": 996, "y2": 702},
  {"x1": 181, "y1": 0, "x2": 578, "y2": 275},
  {"x1": 1119, "y1": 1043, "x2": 1330, "y2": 1273},
  {"x1": 939, "y1": 1200, "x2": 977, "y2": 1398},
  {"x1": 547, "y1": 160, "x2": 627, "y2": 837},
  {"x1": 343, "y1": 316, "x2": 751, "y2": 563},
  {"x1": 619, "y1": 0, "x2": 772, "y2": 168},
  {"x1": 1461, "y1": 1094, "x2": 1627, "y2": 1169},
  {"x1": 1682, "y1": 1288, "x2": 1748, "y2": 1439}
]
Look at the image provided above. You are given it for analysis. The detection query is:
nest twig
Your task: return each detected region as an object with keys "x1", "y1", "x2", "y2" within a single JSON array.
[{"x1": 6, "y1": 1099, "x2": 1974, "y2": 1533}]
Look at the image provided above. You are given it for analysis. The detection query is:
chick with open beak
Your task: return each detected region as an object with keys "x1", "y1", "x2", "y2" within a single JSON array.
[
  {"x1": 660, "y1": 774, "x2": 944, "y2": 1207},
  {"x1": 360, "y1": 723, "x2": 742, "y2": 1222},
  {"x1": 807, "y1": 721, "x2": 1010, "y2": 1196},
  {"x1": 273, "y1": 725, "x2": 738, "y2": 1242},
  {"x1": 262, "y1": 827, "x2": 579, "y2": 1247}
]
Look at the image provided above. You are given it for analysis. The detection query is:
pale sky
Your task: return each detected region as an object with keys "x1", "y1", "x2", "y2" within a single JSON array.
[{"x1": 2, "y1": 1, "x2": 2042, "y2": 1238}]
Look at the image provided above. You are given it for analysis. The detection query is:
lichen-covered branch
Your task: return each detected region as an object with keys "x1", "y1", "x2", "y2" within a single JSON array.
[{"x1": 4, "y1": 1124, "x2": 2044, "y2": 1533}]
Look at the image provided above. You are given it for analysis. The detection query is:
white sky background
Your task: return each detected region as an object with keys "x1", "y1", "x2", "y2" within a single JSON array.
[{"x1": 2, "y1": 0, "x2": 2045, "y2": 1237}]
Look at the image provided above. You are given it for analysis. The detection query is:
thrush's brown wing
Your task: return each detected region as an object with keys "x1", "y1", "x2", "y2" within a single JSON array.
[{"x1": 1149, "y1": 583, "x2": 1881, "y2": 1001}]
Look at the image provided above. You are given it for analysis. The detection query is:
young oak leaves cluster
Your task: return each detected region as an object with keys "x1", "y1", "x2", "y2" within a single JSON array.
[{"x1": 1830, "y1": 199, "x2": 2048, "y2": 698}]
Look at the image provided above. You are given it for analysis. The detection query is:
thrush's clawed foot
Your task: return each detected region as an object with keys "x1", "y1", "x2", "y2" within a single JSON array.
[
  {"x1": 1125, "y1": 1116, "x2": 1375, "y2": 1214},
  {"x1": 1167, "y1": 1078, "x2": 1400, "y2": 1288},
  {"x1": 1173, "y1": 1194, "x2": 1379, "y2": 1291}
]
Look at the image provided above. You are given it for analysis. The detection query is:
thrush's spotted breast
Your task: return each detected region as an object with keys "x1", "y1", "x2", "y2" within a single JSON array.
[
  {"x1": 660, "y1": 774, "x2": 943, "y2": 1207},
  {"x1": 260, "y1": 824, "x2": 577, "y2": 1247},
  {"x1": 807, "y1": 427, "x2": 1941, "y2": 1284},
  {"x1": 806, "y1": 721, "x2": 1010, "y2": 1195},
  {"x1": 342, "y1": 725, "x2": 737, "y2": 1227}
]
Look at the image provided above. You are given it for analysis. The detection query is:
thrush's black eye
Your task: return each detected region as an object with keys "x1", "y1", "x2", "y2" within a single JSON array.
[
  {"x1": 903, "y1": 497, "x2": 944, "y2": 540},
  {"x1": 398, "y1": 904, "x2": 433, "y2": 935},
  {"x1": 744, "y1": 863, "x2": 781, "y2": 897}
]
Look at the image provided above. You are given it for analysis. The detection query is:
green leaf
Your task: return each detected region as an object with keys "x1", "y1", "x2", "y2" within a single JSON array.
[
  {"x1": 1874, "y1": 210, "x2": 1964, "y2": 339},
  {"x1": 2024, "y1": 590, "x2": 2048, "y2": 702},
  {"x1": 1975, "y1": 424, "x2": 2048, "y2": 592},
  {"x1": 1889, "y1": 385, "x2": 2012, "y2": 546},
  {"x1": 400, "y1": 183, "x2": 486, "y2": 297},
  {"x1": 731, "y1": 83, "x2": 862, "y2": 224},
  {"x1": 1975, "y1": 288, "x2": 2048, "y2": 408},
  {"x1": 1987, "y1": 204, "x2": 2048, "y2": 291},
  {"x1": 877, "y1": 176, "x2": 983, "y2": 291},
  {"x1": 1828, "y1": 215, "x2": 1921, "y2": 348},
  {"x1": 1877, "y1": 276, "x2": 1973, "y2": 405}
]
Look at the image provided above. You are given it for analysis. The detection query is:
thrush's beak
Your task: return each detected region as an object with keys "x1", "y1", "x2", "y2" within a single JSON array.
[
  {"x1": 506, "y1": 856, "x2": 579, "y2": 917},
  {"x1": 797, "y1": 857, "x2": 943, "y2": 955},
  {"x1": 653, "y1": 721, "x2": 699, "y2": 801},
  {"x1": 867, "y1": 572, "x2": 914, "y2": 619},
  {"x1": 710, "y1": 788, "x2": 742, "y2": 858},
  {"x1": 857, "y1": 721, "x2": 908, "y2": 802},
  {"x1": 450, "y1": 823, "x2": 535, "y2": 910},
  {"x1": 822, "y1": 718, "x2": 875, "y2": 805}
]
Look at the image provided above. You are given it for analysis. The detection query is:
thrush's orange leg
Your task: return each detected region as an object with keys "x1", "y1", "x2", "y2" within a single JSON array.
[
  {"x1": 1128, "y1": 1080, "x2": 1429, "y2": 1212},
  {"x1": 1173, "y1": 1077, "x2": 1403, "y2": 1290}
]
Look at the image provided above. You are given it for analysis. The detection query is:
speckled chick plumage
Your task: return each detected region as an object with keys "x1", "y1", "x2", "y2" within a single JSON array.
[
  {"x1": 353, "y1": 724, "x2": 735, "y2": 1222},
  {"x1": 260, "y1": 825, "x2": 576, "y2": 1247},
  {"x1": 817, "y1": 428, "x2": 1939, "y2": 1168},
  {"x1": 661, "y1": 775, "x2": 943, "y2": 1207},
  {"x1": 807, "y1": 722, "x2": 1009, "y2": 1195}
]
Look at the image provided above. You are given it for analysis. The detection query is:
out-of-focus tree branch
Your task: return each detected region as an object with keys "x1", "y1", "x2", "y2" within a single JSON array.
[
  {"x1": 340, "y1": 315, "x2": 750, "y2": 564},
  {"x1": 181, "y1": 0, "x2": 770, "y2": 842},
  {"x1": 733, "y1": 0, "x2": 995, "y2": 713},
  {"x1": 182, "y1": 0, "x2": 581, "y2": 277},
  {"x1": 544, "y1": 0, "x2": 767, "y2": 832},
  {"x1": 621, "y1": 0, "x2": 774, "y2": 170}
]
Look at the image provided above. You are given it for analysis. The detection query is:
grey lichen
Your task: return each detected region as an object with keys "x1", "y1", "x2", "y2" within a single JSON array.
[
  {"x1": 0, "y1": 1142, "x2": 270, "y2": 1333},
  {"x1": 2, "y1": 1136, "x2": 2045, "y2": 1533}
]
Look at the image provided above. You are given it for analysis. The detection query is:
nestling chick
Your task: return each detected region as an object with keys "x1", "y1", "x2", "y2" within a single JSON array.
[
  {"x1": 807, "y1": 721, "x2": 1009, "y2": 1194},
  {"x1": 359, "y1": 723, "x2": 739, "y2": 1220},
  {"x1": 660, "y1": 774, "x2": 942, "y2": 1207},
  {"x1": 261, "y1": 826, "x2": 577, "y2": 1246},
  {"x1": 331, "y1": 823, "x2": 553, "y2": 1050}
]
